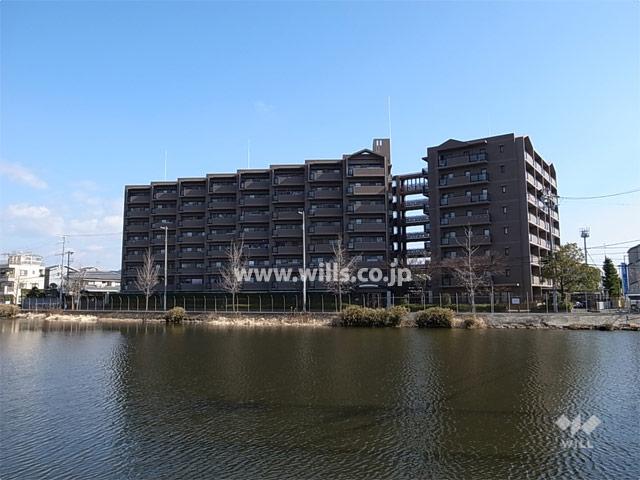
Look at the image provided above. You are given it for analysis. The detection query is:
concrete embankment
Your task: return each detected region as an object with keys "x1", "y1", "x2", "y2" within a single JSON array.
[{"x1": 9, "y1": 310, "x2": 640, "y2": 330}]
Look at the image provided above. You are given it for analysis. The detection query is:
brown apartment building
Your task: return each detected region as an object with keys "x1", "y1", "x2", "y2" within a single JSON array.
[
  {"x1": 121, "y1": 139, "x2": 393, "y2": 296},
  {"x1": 422, "y1": 133, "x2": 559, "y2": 301},
  {"x1": 121, "y1": 133, "x2": 559, "y2": 302}
]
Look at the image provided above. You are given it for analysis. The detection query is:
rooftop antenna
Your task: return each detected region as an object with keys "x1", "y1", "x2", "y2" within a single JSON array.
[
  {"x1": 164, "y1": 149, "x2": 168, "y2": 181},
  {"x1": 387, "y1": 96, "x2": 392, "y2": 139}
]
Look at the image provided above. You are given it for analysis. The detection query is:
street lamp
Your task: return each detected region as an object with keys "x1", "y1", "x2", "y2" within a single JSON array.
[
  {"x1": 160, "y1": 226, "x2": 168, "y2": 311},
  {"x1": 298, "y1": 209, "x2": 306, "y2": 313}
]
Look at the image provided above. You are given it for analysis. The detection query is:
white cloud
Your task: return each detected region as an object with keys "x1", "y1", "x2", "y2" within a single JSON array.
[
  {"x1": 3, "y1": 203, "x2": 64, "y2": 236},
  {"x1": 254, "y1": 100, "x2": 274, "y2": 114},
  {"x1": 0, "y1": 161, "x2": 47, "y2": 189}
]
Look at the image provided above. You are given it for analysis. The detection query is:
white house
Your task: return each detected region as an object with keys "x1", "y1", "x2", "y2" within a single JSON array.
[{"x1": 0, "y1": 253, "x2": 45, "y2": 304}]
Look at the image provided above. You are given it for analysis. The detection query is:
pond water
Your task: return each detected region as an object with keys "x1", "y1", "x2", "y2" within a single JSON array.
[{"x1": 1, "y1": 320, "x2": 638, "y2": 479}]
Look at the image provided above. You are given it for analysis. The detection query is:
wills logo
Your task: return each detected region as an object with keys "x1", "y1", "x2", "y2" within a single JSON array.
[{"x1": 555, "y1": 414, "x2": 601, "y2": 449}]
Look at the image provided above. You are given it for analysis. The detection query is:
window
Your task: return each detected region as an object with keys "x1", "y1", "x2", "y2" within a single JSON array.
[
  {"x1": 500, "y1": 165, "x2": 505, "y2": 173},
  {"x1": 505, "y1": 247, "x2": 510, "y2": 256},
  {"x1": 483, "y1": 229, "x2": 490, "y2": 236},
  {"x1": 466, "y1": 210, "x2": 472, "y2": 217},
  {"x1": 501, "y1": 185, "x2": 507, "y2": 193},
  {"x1": 499, "y1": 144, "x2": 504, "y2": 153},
  {"x1": 503, "y1": 206, "x2": 508, "y2": 214},
  {"x1": 504, "y1": 226, "x2": 509, "y2": 235},
  {"x1": 505, "y1": 268, "x2": 511, "y2": 277}
]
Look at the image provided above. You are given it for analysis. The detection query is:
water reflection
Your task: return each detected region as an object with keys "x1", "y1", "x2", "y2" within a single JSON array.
[{"x1": 1, "y1": 320, "x2": 638, "y2": 479}]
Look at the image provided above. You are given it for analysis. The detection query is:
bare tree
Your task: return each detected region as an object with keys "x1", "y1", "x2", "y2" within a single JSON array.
[
  {"x1": 325, "y1": 237, "x2": 359, "y2": 311},
  {"x1": 135, "y1": 249, "x2": 159, "y2": 311},
  {"x1": 439, "y1": 226, "x2": 503, "y2": 314},
  {"x1": 407, "y1": 260, "x2": 431, "y2": 306},
  {"x1": 66, "y1": 267, "x2": 88, "y2": 310},
  {"x1": 220, "y1": 239, "x2": 246, "y2": 312}
]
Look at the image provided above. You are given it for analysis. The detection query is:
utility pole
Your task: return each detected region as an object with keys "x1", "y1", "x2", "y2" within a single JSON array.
[
  {"x1": 66, "y1": 251, "x2": 74, "y2": 309},
  {"x1": 59, "y1": 235, "x2": 66, "y2": 308},
  {"x1": 298, "y1": 209, "x2": 306, "y2": 313},
  {"x1": 161, "y1": 226, "x2": 168, "y2": 311},
  {"x1": 543, "y1": 191, "x2": 558, "y2": 313}
]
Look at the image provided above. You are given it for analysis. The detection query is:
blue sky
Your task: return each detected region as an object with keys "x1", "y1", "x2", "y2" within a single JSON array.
[{"x1": 1, "y1": 1, "x2": 638, "y2": 270}]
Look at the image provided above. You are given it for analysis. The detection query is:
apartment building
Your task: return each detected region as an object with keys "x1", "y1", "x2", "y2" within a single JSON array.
[
  {"x1": 121, "y1": 139, "x2": 393, "y2": 295},
  {"x1": 0, "y1": 253, "x2": 45, "y2": 304},
  {"x1": 423, "y1": 133, "x2": 559, "y2": 301},
  {"x1": 122, "y1": 133, "x2": 559, "y2": 302}
]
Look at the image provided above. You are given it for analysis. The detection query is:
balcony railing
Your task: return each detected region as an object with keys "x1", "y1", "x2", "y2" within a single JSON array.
[
  {"x1": 441, "y1": 235, "x2": 491, "y2": 246},
  {"x1": 347, "y1": 204, "x2": 385, "y2": 214},
  {"x1": 403, "y1": 198, "x2": 428, "y2": 209},
  {"x1": 308, "y1": 189, "x2": 341, "y2": 200},
  {"x1": 438, "y1": 152, "x2": 488, "y2": 169},
  {"x1": 440, "y1": 194, "x2": 489, "y2": 206},
  {"x1": 348, "y1": 185, "x2": 385, "y2": 195},
  {"x1": 273, "y1": 175, "x2": 304, "y2": 186},
  {"x1": 440, "y1": 214, "x2": 490, "y2": 227},
  {"x1": 405, "y1": 215, "x2": 429, "y2": 225},
  {"x1": 439, "y1": 173, "x2": 489, "y2": 187},
  {"x1": 209, "y1": 184, "x2": 237, "y2": 194},
  {"x1": 128, "y1": 195, "x2": 150, "y2": 203},
  {"x1": 347, "y1": 222, "x2": 386, "y2": 233},
  {"x1": 273, "y1": 193, "x2": 305, "y2": 203},
  {"x1": 240, "y1": 179, "x2": 270, "y2": 190},
  {"x1": 309, "y1": 171, "x2": 342, "y2": 182},
  {"x1": 347, "y1": 166, "x2": 385, "y2": 177}
]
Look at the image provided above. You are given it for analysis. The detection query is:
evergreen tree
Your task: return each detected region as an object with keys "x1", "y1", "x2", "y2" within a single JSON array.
[{"x1": 602, "y1": 257, "x2": 621, "y2": 298}]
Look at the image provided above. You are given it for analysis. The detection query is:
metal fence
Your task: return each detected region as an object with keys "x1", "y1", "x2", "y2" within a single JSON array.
[{"x1": 19, "y1": 291, "x2": 627, "y2": 314}]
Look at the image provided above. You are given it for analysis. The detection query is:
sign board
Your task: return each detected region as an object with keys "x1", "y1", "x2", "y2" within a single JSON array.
[{"x1": 511, "y1": 297, "x2": 521, "y2": 305}]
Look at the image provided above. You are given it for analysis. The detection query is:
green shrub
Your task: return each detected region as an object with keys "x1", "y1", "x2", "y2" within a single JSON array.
[
  {"x1": 0, "y1": 304, "x2": 19, "y2": 317},
  {"x1": 164, "y1": 306, "x2": 187, "y2": 323},
  {"x1": 337, "y1": 305, "x2": 406, "y2": 327},
  {"x1": 415, "y1": 307, "x2": 454, "y2": 328}
]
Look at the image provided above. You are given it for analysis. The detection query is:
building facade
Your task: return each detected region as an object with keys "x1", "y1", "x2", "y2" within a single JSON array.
[
  {"x1": 121, "y1": 133, "x2": 559, "y2": 302},
  {"x1": 122, "y1": 139, "x2": 393, "y2": 295},
  {"x1": 627, "y1": 244, "x2": 640, "y2": 295},
  {"x1": 0, "y1": 253, "x2": 45, "y2": 304},
  {"x1": 423, "y1": 133, "x2": 559, "y2": 301}
]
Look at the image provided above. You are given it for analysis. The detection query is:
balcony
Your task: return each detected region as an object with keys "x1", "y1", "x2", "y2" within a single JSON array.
[
  {"x1": 239, "y1": 196, "x2": 269, "y2": 207},
  {"x1": 125, "y1": 254, "x2": 144, "y2": 262},
  {"x1": 308, "y1": 244, "x2": 336, "y2": 254},
  {"x1": 348, "y1": 242, "x2": 387, "y2": 252},
  {"x1": 209, "y1": 184, "x2": 237, "y2": 194},
  {"x1": 439, "y1": 173, "x2": 489, "y2": 188},
  {"x1": 241, "y1": 179, "x2": 270, "y2": 190},
  {"x1": 240, "y1": 281, "x2": 270, "y2": 291},
  {"x1": 273, "y1": 228, "x2": 302, "y2": 238},
  {"x1": 125, "y1": 239, "x2": 149, "y2": 247},
  {"x1": 273, "y1": 175, "x2": 304, "y2": 186},
  {"x1": 154, "y1": 191, "x2": 177, "y2": 201},
  {"x1": 179, "y1": 219, "x2": 205, "y2": 228},
  {"x1": 179, "y1": 204, "x2": 206, "y2": 213},
  {"x1": 151, "y1": 207, "x2": 177, "y2": 215},
  {"x1": 239, "y1": 213, "x2": 270, "y2": 223},
  {"x1": 406, "y1": 248, "x2": 427, "y2": 257},
  {"x1": 127, "y1": 209, "x2": 150, "y2": 218},
  {"x1": 404, "y1": 215, "x2": 429, "y2": 225},
  {"x1": 440, "y1": 194, "x2": 489, "y2": 207},
  {"x1": 176, "y1": 267, "x2": 206, "y2": 275},
  {"x1": 273, "y1": 193, "x2": 305, "y2": 203},
  {"x1": 208, "y1": 232, "x2": 235, "y2": 242},
  {"x1": 208, "y1": 215, "x2": 237, "y2": 225},
  {"x1": 347, "y1": 222, "x2": 386, "y2": 233},
  {"x1": 152, "y1": 221, "x2": 175, "y2": 229},
  {"x1": 151, "y1": 236, "x2": 176, "y2": 245},
  {"x1": 208, "y1": 248, "x2": 228, "y2": 258},
  {"x1": 178, "y1": 234, "x2": 205, "y2": 243},
  {"x1": 126, "y1": 223, "x2": 149, "y2": 232},
  {"x1": 240, "y1": 230, "x2": 269, "y2": 240},
  {"x1": 440, "y1": 214, "x2": 490, "y2": 227},
  {"x1": 243, "y1": 247, "x2": 269, "y2": 257},
  {"x1": 127, "y1": 194, "x2": 150, "y2": 203},
  {"x1": 347, "y1": 204, "x2": 385, "y2": 214},
  {"x1": 347, "y1": 166, "x2": 385, "y2": 177},
  {"x1": 438, "y1": 152, "x2": 488, "y2": 169},
  {"x1": 273, "y1": 210, "x2": 302, "y2": 221},
  {"x1": 308, "y1": 189, "x2": 341, "y2": 200},
  {"x1": 270, "y1": 281, "x2": 302, "y2": 291},
  {"x1": 309, "y1": 171, "x2": 342, "y2": 182},
  {"x1": 348, "y1": 185, "x2": 385, "y2": 195},
  {"x1": 209, "y1": 197, "x2": 238, "y2": 210},
  {"x1": 177, "y1": 251, "x2": 204, "y2": 259},
  {"x1": 440, "y1": 235, "x2": 491, "y2": 246},
  {"x1": 273, "y1": 245, "x2": 302, "y2": 255},
  {"x1": 181, "y1": 188, "x2": 206, "y2": 197},
  {"x1": 308, "y1": 207, "x2": 342, "y2": 217}
]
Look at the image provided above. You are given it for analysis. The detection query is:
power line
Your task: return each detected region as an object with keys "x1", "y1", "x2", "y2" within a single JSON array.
[
  {"x1": 558, "y1": 187, "x2": 640, "y2": 200},
  {"x1": 588, "y1": 239, "x2": 640, "y2": 249},
  {"x1": 65, "y1": 232, "x2": 122, "y2": 237}
]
